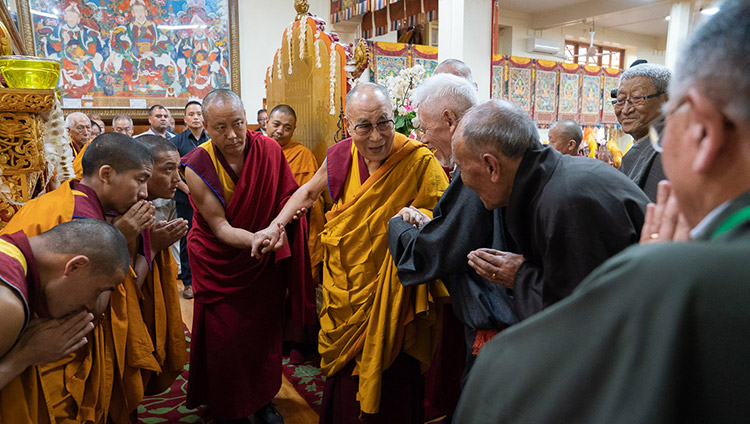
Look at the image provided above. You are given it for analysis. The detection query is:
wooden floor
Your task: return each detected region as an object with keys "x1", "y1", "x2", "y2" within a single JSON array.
[{"x1": 178, "y1": 281, "x2": 319, "y2": 424}]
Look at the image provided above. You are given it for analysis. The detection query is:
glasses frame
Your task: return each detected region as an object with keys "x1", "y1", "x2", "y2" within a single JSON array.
[
  {"x1": 612, "y1": 92, "x2": 665, "y2": 108},
  {"x1": 649, "y1": 97, "x2": 688, "y2": 152},
  {"x1": 351, "y1": 119, "x2": 396, "y2": 136}
]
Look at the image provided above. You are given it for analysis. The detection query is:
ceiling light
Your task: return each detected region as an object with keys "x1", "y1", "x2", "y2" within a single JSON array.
[
  {"x1": 664, "y1": 16, "x2": 671, "y2": 21},
  {"x1": 701, "y1": 6, "x2": 720, "y2": 15}
]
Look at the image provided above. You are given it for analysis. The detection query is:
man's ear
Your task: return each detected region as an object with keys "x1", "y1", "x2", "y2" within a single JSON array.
[
  {"x1": 687, "y1": 88, "x2": 729, "y2": 173},
  {"x1": 482, "y1": 153, "x2": 501, "y2": 183},
  {"x1": 444, "y1": 109, "x2": 459, "y2": 136},
  {"x1": 567, "y1": 139, "x2": 577, "y2": 154},
  {"x1": 63, "y1": 255, "x2": 90, "y2": 277},
  {"x1": 98, "y1": 165, "x2": 114, "y2": 184}
]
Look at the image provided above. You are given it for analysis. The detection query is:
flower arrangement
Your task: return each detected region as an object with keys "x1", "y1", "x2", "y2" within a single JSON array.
[{"x1": 384, "y1": 64, "x2": 424, "y2": 137}]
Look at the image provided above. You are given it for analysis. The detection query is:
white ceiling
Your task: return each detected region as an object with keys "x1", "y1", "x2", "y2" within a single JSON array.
[{"x1": 498, "y1": 0, "x2": 717, "y2": 37}]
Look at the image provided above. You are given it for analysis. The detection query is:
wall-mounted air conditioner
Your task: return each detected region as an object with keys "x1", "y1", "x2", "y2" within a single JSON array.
[{"x1": 526, "y1": 37, "x2": 562, "y2": 55}]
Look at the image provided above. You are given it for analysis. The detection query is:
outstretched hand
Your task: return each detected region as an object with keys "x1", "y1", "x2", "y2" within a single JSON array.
[
  {"x1": 640, "y1": 180, "x2": 691, "y2": 244},
  {"x1": 14, "y1": 310, "x2": 95, "y2": 367},
  {"x1": 394, "y1": 206, "x2": 431, "y2": 229}
]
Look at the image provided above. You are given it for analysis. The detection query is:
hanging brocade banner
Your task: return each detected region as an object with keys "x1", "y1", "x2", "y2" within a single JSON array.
[
  {"x1": 491, "y1": 54, "x2": 506, "y2": 100},
  {"x1": 558, "y1": 62, "x2": 581, "y2": 122},
  {"x1": 507, "y1": 56, "x2": 533, "y2": 115},
  {"x1": 533, "y1": 59, "x2": 559, "y2": 124},
  {"x1": 412, "y1": 44, "x2": 438, "y2": 79},
  {"x1": 602, "y1": 67, "x2": 622, "y2": 124},
  {"x1": 580, "y1": 65, "x2": 603, "y2": 125}
]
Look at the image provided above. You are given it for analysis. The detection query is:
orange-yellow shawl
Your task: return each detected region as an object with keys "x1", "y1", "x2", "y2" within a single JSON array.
[{"x1": 318, "y1": 134, "x2": 449, "y2": 414}]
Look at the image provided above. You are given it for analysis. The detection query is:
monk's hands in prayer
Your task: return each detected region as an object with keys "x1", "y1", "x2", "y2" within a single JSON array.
[
  {"x1": 151, "y1": 218, "x2": 188, "y2": 255},
  {"x1": 112, "y1": 200, "x2": 155, "y2": 243},
  {"x1": 395, "y1": 206, "x2": 432, "y2": 229},
  {"x1": 640, "y1": 180, "x2": 691, "y2": 244},
  {"x1": 468, "y1": 248, "x2": 524, "y2": 290},
  {"x1": 14, "y1": 310, "x2": 95, "y2": 367}
]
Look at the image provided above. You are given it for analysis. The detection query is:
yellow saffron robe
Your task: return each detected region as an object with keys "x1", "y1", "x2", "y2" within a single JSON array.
[
  {"x1": 72, "y1": 142, "x2": 88, "y2": 179},
  {"x1": 282, "y1": 140, "x2": 325, "y2": 280},
  {"x1": 318, "y1": 134, "x2": 450, "y2": 414},
  {"x1": 0, "y1": 180, "x2": 187, "y2": 424}
]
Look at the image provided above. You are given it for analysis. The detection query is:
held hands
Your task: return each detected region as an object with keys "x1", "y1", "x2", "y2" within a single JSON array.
[
  {"x1": 395, "y1": 206, "x2": 432, "y2": 229},
  {"x1": 467, "y1": 248, "x2": 524, "y2": 290},
  {"x1": 151, "y1": 218, "x2": 189, "y2": 254},
  {"x1": 250, "y1": 223, "x2": 287, "y2": 259},
  {"x1": 640, "y1": 180, "x2": 691, "y2": 244},
  {"x1": 112, "y1": 200, "x2": 155, "y2": 243},
  {"x1": 14, "y1": 310, "x2": 95, "y2": 367}
]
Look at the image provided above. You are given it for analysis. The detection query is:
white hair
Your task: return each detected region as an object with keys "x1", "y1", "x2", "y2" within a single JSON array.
[
  {"x1": 65, "y1": 112, "x2": 89, "y2": 128},
  {"x1": 411, "y1": 73, "x2": 478, "y2": 119},
  {"x1": 458, "y1": 99, "x2": 539, "y2": 160},
  {"x1": 620, "y1": 63, "x2": 671, "y2": 94}
]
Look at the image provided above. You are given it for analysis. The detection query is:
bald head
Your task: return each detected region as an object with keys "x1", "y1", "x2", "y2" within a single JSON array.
[
  {"x1": 36, "y1": 220, "x2": 129, "y2": 277},
  {"x1": 203, "y1": 89, "x2": 245, "y2": 124},
  {"x1": 346, "y1": 82, "x2": 393, "y2": 113},
  {"x1": 434, "y1": 59, "x2": 474, "y2": 84},
  {"x1": 548, "y1": 120, "x2": 583, "y2": 155}
]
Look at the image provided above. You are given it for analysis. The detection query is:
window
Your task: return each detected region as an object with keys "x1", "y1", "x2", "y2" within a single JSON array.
[{"x1": 564, "y1": 40, "x2": 625, "y2": 70}]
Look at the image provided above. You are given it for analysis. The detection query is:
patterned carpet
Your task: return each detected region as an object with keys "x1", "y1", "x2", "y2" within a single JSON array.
[{"x1": 138, "y1": 330, "x2": 325, "y2": 423}]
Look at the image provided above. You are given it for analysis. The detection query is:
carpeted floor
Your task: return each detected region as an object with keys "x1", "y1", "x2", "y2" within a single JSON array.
[{"x1": 138, "y1": 330, "x2": 325, "y2": 423}]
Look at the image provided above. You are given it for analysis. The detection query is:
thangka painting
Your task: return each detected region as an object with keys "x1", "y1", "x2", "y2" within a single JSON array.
[
  {"x1": 532, "y1": 59, "x2": 558, "y2": 124},
  {"x1": 27, "y1": 0, "x2": 236, "y2": 110},
  {"x1": 580, "y1": 65, "x2": 602, "y2": 125},
  {"x1": 601, "y1": 67, "x2": 621, "y2": 124},
  {"x1": 558, "y1": 62, "x2": 580, "y2": 121},
  {"x1": 412, "y1": 44, "x2": 437, "y2": 80},
  {"x1": 370, "y1": 42, "x2": 409, "y2": 84},
  {"x1": 506, "y1": 56, "x2": 532, "y2": 114},
  {"x1": 491, "y1": 54, "x2": 505, "y2": 99}
]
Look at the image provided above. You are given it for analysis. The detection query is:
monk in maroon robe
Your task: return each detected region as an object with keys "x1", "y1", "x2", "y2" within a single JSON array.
[{"x1": 182, "y1": 89, "x2": 314, "y2": 423}]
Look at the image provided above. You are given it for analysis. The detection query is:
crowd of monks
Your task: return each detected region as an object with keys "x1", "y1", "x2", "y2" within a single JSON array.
[{"x1": 1, "y1": 2, "x2": 749, "y2": 423}]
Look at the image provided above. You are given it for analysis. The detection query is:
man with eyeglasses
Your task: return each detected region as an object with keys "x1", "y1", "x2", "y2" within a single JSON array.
[
  {"x1": 454, "y1": 2, "x2": 750, "y2": 422},
  {"x1": 613, "y1": 63, "x2": 670, "y2": 201},
  {"x1": 65, "y1": 112, "x2": 91, "y2": 178},
  {"x1": 182, "y1": 89, "x2": 312, "y2": 424},
  {"x1": 255, "y1": 108, "x2": 268, "y2": 136},
  {"x1": 268, "y1": 82, "x2": 449, "y2": 422}
]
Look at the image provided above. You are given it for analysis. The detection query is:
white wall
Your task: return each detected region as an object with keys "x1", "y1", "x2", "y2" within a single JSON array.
[
  {"x1": 238, "y1": 0, "x2": 330, "y2": 123},
  {"x1": 496, "y1": 8, "x2": 666, "y2": 65}
]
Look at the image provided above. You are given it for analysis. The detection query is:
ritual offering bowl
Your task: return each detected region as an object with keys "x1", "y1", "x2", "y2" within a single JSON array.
[{"x1": 0, "y1": 56, "x2": 61, "y2": 89}]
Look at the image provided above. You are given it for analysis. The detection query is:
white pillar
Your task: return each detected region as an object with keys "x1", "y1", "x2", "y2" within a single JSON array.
[
  {"x1": 665, "y1": 1, "x2": 693, "y2": 70},
  {"x1": 438, "y1": 0, "x2": 493, "y2": 100}
]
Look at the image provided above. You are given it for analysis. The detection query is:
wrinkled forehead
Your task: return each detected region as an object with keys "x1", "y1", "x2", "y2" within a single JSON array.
[
  {"x1": 618, "y1": 76, "x2": 656, "y2": 94},
  {"x1": 347, "y1": 96, "x2": 392, "y2": 123}
]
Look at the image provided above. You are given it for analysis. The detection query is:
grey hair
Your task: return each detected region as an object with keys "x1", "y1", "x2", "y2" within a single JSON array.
[
  {"x1": 434, "y1": 59, "x2": 474, "y2": 84},
  {"x1": 203, "y1": 89, "x2": 245, "y2": 122},
  {"x1": 671, "y1": 0, "x2": 750, "y2": 122},
  {"x1": 346, "y1": 82, "x2": 393, "y2": 112},
  {"x1": 457, "y1": 99, "x2": 539, "y2": 160},
  {"x1": 112, "y1": 114, "x2": 133, "y2": 127},
  {"x1": 411, "y1": 73, "x2": 478, "y2": 119},
  {"x1": 552, "y1": 119, "x2": 583, "y2": 147},
  {"x1": 65, "y1": 112, "x2": 88, "y2": 128},
  {"x1": 620, "y1": 63, "x2": 671, "y2": 94}
]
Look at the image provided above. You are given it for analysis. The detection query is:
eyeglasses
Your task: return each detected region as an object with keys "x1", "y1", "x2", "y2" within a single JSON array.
[
  {"x1": 351, "y1": 119, "x2": 395, "y2": 136},
  {"x1": 648, "y1": 98, "x2": 687, "y2": 153},
  {"x1": 612, "y1": 92, "x2": 664, "y2": 108}
]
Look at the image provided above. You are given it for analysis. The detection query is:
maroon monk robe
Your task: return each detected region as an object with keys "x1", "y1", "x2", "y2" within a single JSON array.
[{"x1": 182, "y1": 130, "x2": 314, "y2": 420}]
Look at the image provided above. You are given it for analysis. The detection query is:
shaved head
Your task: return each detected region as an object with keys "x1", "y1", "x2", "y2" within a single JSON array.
[
  {"x1": 135, "y1": 134, "x2": 178, "y2": 157},
  {"x1": 346, "y1": 82, "x2": 393, "y2": 112},
  {"x1": 37, "y1": 219, "x2": 129, "y2": 276},
  {"x1": 81, "y1": 132, "x2": 153, "y2": 176},
  {"x1": 203, "y1": 89, "x2": 245, "y2": 123}
]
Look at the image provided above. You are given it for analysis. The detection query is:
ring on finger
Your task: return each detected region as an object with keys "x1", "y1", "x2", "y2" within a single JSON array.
[
  {"x1": 650, "y1": 233, "x2": 659, "y2": 239},
  {"x1": 491, "y1": 272, "x2": 496, "y2": 279}
]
